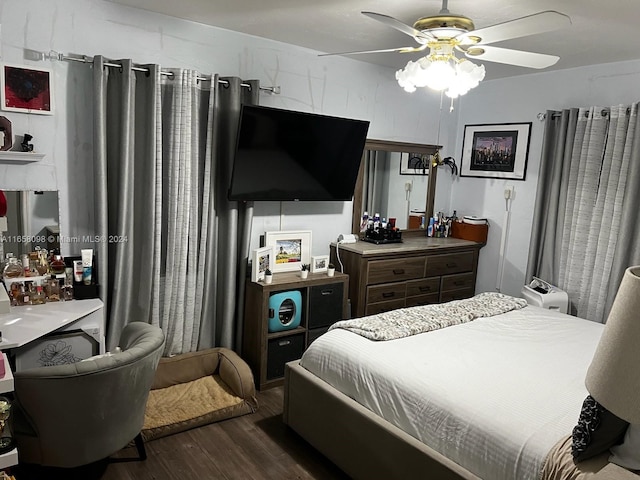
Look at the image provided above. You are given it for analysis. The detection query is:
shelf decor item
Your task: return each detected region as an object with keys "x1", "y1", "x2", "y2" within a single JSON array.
[
  {"x1": 1, "y1": 64, "x2": 53, "y2": 115},
  {"x1": 264, "y1": 230, "x2": 312, "y2": 273},
  {"x1": 264, "y1": 269, "x2": 273, "y2": 284},
  {"x1": 311, "y1": 255, "x2": 329, "y2": 273},
  {"x1": 460, "y1": 123, "x2": 531, "y2": 180},
  {"x1": 0, "y1": 116, "x2": 12, "y2": 151},
  {"x1": 251, "y1": 246, "x2": 274, "y2": 283},
  {"x1": 300, "y1": 264, "x2": 310, "y2": 279},
  {"x1": 327, "y1": 263, "x2": 336, "y2": 277}
]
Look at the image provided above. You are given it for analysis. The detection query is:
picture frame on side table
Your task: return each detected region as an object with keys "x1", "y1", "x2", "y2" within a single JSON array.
[
  {"x1": 1, "y1": 64, "x2": 54, "y2": 115},
  {"x1": 460, "y1": 123, "x2": 531, "y2": 180},
  {"x1": 311, "y1": 255, "x2": 329, "y2": 273},
  {"x1": 251, "y1": 245, "x2": 275, "y2": 283},
  {"x1": 264, "y1": 230, "x2": 312, "y2": 273}
]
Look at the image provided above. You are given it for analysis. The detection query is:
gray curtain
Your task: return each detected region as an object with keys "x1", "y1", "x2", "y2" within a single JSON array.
[
  {"x1": 93, "y1": 57, "x2": 258, "y2": 354},
  {"x1": 526, "y1": 104, "x2": 640, "y2": 322},
  {"x1": 526, "y1": 109, "x2": 578, "y2": 284}
]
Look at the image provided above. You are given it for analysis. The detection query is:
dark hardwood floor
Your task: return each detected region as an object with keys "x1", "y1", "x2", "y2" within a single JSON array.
[{"x1": 12, "y1": 386, "x2": 350, "y2": 480}]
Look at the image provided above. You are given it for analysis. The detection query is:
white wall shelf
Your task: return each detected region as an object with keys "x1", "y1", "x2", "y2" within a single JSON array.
[{"x1": 0, "y1": 151, "x2": 45, "y2": 163}]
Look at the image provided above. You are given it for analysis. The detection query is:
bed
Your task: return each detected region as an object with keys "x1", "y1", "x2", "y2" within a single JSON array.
[{"x1": 283, "y1": 293, "x2": 638, "y2": 480}]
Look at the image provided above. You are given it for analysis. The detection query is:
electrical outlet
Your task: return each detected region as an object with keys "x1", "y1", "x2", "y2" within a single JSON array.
[{"x1": 504, "y1": 186, "x2": 514, "y2": 200}]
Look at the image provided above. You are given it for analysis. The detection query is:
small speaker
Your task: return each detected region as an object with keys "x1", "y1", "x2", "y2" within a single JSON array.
[{"x1": 268, "y1": 291, "x2": 302, "y2": 332}]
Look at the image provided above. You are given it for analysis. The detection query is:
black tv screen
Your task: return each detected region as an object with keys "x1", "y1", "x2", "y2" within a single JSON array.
[{"x1": 228, "y1": 105, "x2": 370, "y2": 201}]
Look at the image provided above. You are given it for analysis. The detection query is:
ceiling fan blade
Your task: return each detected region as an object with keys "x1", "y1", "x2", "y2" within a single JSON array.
[
  {"x1": 319, "y1": 45, "x2": 428, "y2": 57},
  {"x1": 362, "y1": 11, "x2": 432, "y2": 42},
  {"x1": 458, "y1": 11, "x2": 571, "y2": 46},
  {"x1": 463, "y1": 45, "x2": 559, "y2": 69}
]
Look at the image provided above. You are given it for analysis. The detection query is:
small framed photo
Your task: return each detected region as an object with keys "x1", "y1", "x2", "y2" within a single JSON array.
[
  {"x1": 251, "y1": 246, "x2": 274, "y2": 283},
  {"x1": 460, "y1": 123, "x2": 531, "y2": 180},
  {"x1": 311, "y1": 255, "x2": 330, "y2": 273},
  {"x1": 264, "y1": 230, "x2": 312, "y2": 273},
  {"x1": 1, "y1": 64, "x2": 54, "y2": 115},
  {"x1": 400, "y1": 152, "x2": 430, "y2": 175}
]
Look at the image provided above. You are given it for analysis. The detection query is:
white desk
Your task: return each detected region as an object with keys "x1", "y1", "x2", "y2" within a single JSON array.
[{"x1": 0, "y1": 299, "x2": 105, "y2": 355}]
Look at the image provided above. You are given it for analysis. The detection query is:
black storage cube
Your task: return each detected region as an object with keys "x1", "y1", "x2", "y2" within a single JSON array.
[
  {"x1": 308, "y1": 283, "x2": 344, "y2": 329},
  {"x1": 307, "y1": 327, "x2": 329, "y2": 346},
  {"x1": 267, "y1": 333, "x2": 304, "y2": 380}
]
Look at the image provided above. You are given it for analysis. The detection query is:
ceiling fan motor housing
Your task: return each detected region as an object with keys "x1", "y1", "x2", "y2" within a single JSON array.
[{"x1": 413, "y1": 14, "x2": 475, "y2": 38}]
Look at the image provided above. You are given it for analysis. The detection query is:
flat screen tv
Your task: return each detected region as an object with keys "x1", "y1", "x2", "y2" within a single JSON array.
[{"x1": 228, "y1": 105, "x2": 370, "y2": 201}]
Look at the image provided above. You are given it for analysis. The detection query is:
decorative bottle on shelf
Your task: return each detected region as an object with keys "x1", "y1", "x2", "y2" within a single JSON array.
[
  {"x1": 19, "y1": 282, "x2": 33, "y2": 306},
  {"x1": 44, "y1": 275, "x2": 61, "y2": 302},
  {"x1": 2, "y1": 256, "x2": 23, "y2": 279},
  {"x1": 62, "y1": 268, "x2": 74, "y2": 301},
  {"x1": 31, "y1": 283, "x2": 46, "y2": 305}
]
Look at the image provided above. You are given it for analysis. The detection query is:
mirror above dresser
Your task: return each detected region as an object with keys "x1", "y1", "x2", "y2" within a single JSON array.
[{"x1": 352, "y1": 139, "x2": 441, "y2": 235}]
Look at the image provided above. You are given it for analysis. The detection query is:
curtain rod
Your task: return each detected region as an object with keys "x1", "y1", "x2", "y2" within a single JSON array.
[
  {"x1": 26, "y1": 49, "x2": 281, "y2": 94},
  {"x1": 537, "y1": 107, "x2": 631, "y2": 121}
]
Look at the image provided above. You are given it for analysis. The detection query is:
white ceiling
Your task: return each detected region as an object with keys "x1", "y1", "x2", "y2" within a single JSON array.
[{"x1": 108, "y1": 0, "x2": 640, "y2": 81}]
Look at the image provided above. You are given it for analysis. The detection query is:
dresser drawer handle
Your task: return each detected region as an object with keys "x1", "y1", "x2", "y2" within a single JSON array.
[
  {"x1": 419, "y1": 286, "x2": 431, "y2": 292},
  {"x1": 393, "y1": 269, "x2": 405, "y2": 275},
  {"x1": 446, "y1": 262, "x2": 458, "y2": 268},
  {"x1": 454, "y1": 280, "x2": 466, "y2": 286},
  {"x1": 382, "y1": 292, "x2": 395, "y2": 298}
]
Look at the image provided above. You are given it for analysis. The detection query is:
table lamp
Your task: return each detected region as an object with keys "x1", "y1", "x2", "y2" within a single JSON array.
[{"x1": 585, "y1": 265, "x2": 640, "y2": 468}]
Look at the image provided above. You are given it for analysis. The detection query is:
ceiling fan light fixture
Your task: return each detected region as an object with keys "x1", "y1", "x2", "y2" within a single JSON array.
[
  {"x1": 395, "y1": 53, "x2": 484, "y2": 97},
  {"x1": 445, "y1": 59, "x2": 485, "y2": 98}
]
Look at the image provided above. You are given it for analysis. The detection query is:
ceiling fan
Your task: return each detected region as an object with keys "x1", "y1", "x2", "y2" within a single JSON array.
[{"x1": 321, "y1": 1, "x2": 571, "y2": 96}]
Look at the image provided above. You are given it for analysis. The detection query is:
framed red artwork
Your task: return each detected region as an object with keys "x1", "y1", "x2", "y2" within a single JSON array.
[{"x1": 1, "y1": 64, "x2": 53, "y2": 115}]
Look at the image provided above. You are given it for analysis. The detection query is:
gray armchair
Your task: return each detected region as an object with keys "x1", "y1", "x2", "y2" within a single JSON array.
[{"x1": 12, "y1": 321, "x2": 165, "y2": 468}]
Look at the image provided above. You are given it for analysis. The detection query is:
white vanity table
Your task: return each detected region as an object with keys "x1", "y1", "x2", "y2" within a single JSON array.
[
  {"x1": 0, "y1": 298, "x2": 105, "y2": 369},
  {"x1": 0, "y1": 298, "x2": 105, "y2": 471}
]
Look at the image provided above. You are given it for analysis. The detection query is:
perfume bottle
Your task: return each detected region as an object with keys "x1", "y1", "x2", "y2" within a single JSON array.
[
  {"x1": 9, "y1": 282, "x2": 22, "y2": 306},
  {"x1": 30, "y1": 283, "x2": 46, "y2": 305},
  {"x1": 19, "y1": 282, "x2": 33, "y2": 306},
  {"x1": 62, "y1": 268, "x2": 74, "y2": 301},
  {"x1": 35, "y1": 248, "x2": 49, "y2": 276},
  {"x1": 2, "y1": 257, "x2": 23, "y2": 279},
  {"x1": 44, "y1": 275, "x2": 60, "y2": 302},
  {"x1": 49, "y1": 254, "x2": 65, "y2": 275}
]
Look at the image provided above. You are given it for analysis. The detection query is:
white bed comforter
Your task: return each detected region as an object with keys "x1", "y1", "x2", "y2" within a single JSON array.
[{"x1": 300, "y1": 305, "x2": 604, "y2": 480}]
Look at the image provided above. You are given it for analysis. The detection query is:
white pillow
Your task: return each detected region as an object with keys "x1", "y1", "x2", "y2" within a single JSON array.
[{"x1": 609, "y1": 424, "x2": 640, "y2": 470}]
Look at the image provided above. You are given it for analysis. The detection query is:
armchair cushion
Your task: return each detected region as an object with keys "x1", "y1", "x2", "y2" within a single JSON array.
[{"x1": 141, "y1": 347, "x2": 258, "y2": 441}]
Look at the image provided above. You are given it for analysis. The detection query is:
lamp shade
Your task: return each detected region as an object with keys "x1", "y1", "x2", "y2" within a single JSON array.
[{"x1": 585, "y1": 266, "x2": 640, "y2": 423}]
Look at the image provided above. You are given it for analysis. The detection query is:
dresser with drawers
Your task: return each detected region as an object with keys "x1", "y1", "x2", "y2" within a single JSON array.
[{"x1": 330, "y1": 237, "x2": 482, "y2": 318}]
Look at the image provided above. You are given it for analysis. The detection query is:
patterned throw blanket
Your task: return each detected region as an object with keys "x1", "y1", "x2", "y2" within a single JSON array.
[{"x1": 329, "y1": 292, "x2": 528, "y2": 341}]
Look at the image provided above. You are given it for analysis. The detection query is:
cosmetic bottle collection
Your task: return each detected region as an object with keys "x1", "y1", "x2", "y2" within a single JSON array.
[{"x1": 1, "y1": 248, "x2": 96, "y2": 307}]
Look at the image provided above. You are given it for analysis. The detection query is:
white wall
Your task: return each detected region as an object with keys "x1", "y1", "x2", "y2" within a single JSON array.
[
  {"x1": 0, "y1": 0, "x2": 449, "y2": 258},
  {"x1": 6, "y1": 0, "x2": 640, "y2": 293},
  {"x1": 451, "y1": 59, "x2": 640, "y2": 297}
]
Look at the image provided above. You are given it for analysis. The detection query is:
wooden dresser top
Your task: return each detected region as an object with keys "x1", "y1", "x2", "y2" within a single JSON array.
[{"x1": 331, "y1": 237, "x2": 481, "y2": 257}]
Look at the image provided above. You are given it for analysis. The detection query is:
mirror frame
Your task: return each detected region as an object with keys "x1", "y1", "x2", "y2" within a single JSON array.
[{"x1": 352, "y1": 139, "x2": 441, "y2": 235}]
